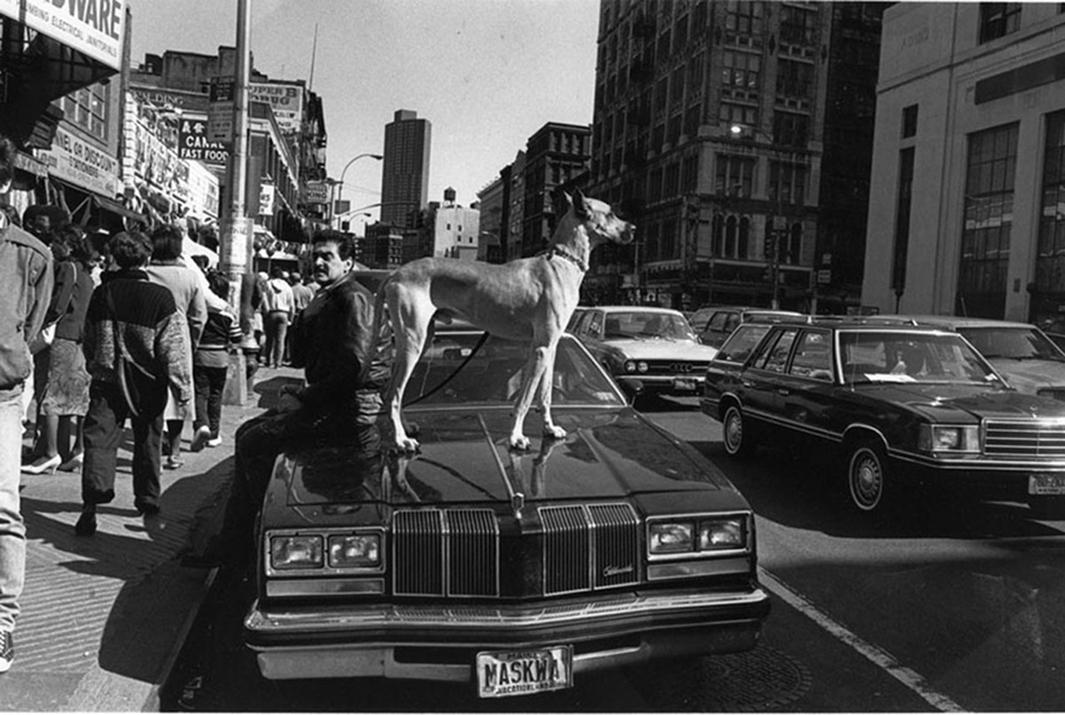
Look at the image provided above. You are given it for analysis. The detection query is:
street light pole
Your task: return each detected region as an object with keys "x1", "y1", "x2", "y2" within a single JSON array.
[
  {"x1": 333, "y1": 152, "x2": 382, "y2": 228},
  {"x1": 730, "y1": 123, "x2": 784, "y2": 309}
]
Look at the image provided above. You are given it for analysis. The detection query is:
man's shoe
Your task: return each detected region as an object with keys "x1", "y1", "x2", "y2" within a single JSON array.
[
  {"x1": 74, "y1": 512, "x2": 97, "y2": 537},
  {"x1": 206, "y1": 436, "x2": 222, "y2": 448},
  {"x1": 58, "y1": 452, "x2": 83, "y2": 472},
  {"x1": 164, "y1": 456, "x2": 184, "y2": 470},
  {"x1": 190, "y1": 425, "x2": 211, "y2": 452},
  {"x1": 0, "y1": 630, "x2": 12, "y2": 673}
]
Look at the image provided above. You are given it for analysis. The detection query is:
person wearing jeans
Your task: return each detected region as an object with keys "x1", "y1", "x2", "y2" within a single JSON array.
[
  {"x1": 191, "y1": 271, "x2": 242, "y2": 451},
  {"x1": 0, "y1": 132, "x2": 55, "y2": 673}
]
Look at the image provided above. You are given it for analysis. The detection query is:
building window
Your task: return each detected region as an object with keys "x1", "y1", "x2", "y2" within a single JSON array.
[
  {"x1": 776, "y1": 59, "x2": 814, "y2": 100},
  {"x1": 1033, "y1": 110, "x2": 1065, "y2": 322},
  {"x1": 688, "y1": 53, "x2": 705, "y2": 94},
  {"x1": 716, "y1": 154, "x2": 756, "y2": 197},
  {"x1": 62, "y1": 83, "x2": 109, "y2": 141},
  {"x1": 662, "y1": 219, "x2": 678, "y2": 260},
  {"x1": 891, "y1": 148, "x2": 915, "y2": 299},
  {"x1": 769, "y1": 162, "x2": 807, "y2": 206},
  {"x1": 978, "y1": 3, "x2": 1021, "y2": 44},
  {"x1": 779, "y1": 5, "x2": 816, "y2": 45},
  {"x1": 718, "y1": 102, "x2": 758, "y2": 126},
  {"x1": 773, "y1": 112, "x2": 809, "y2": 147},
  {"x1": 786, "y1": 222, "x2": 802, "y2": 265},
  {"x1": 683, "y1": 104, "x2": 701, "y2": 138},
  {"x1": 957, "y1": 123, "x2": 1017, "y2": 318},
  {"x1": 722, "y1": 51, "x2": 761, "y2": 90},
  {"x1": 900, "y1": 104, "x2": 919, "y2": 139},
  {"x1": 711, "y1": 213, "x2": 749, "y2": 260},
  {"x1": 725, "y1": 1, "x2": 764, "y2": 35}
]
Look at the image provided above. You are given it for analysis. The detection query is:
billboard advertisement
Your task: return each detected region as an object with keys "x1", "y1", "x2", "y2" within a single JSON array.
[
  {"x1": 7, "y1": 0, "x2": 127, "y2": 71},
  {"x1": 249, "y1": 81, "x2": 304, "y2": 135}
]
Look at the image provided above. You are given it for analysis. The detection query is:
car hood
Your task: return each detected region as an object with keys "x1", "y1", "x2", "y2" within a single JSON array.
[
  {"x1": 851, "y1": 383, "x2": 1065, "y2": 421},
  {"x1": 604, "y1": 339, "x2": 718, "y2": 360},
  {"x1": 986, "y1": 358, "x2": 1065, "y2": 394},
  {"x1": 273, "y1": 408, "x2": 738, "y2": 510}
]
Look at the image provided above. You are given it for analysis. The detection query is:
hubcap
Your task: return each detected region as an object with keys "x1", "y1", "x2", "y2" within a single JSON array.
[
  {"x1": 851, "y1": 449, "x2": 882, "y2": 509},
  {"x1": 726, "y1": 411, "x2": 742, "y2": 452}
]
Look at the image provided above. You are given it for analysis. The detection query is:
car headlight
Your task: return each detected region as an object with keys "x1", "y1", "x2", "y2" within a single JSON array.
[
  {"x1": 649, "y1": 522, "x2": 694, "y2": 553},
  {"x1": 637, "y1": 361, "x2": 648, "y2": 373},
  {"x1": 270, "y1": 535, "x2": 323, "y2": 570},
  {"x1": 625, "y1": 360, "x2": 636, "y2": 373},
  {"x1": 698, "y1": 518, "x2": 746, "y2": 550},
  {"x1": 328, "y1": 534, "x2": 381, "y2": 568},
  {"x1": 917, "y1": 424, "x2": 980, "y2": 453}
]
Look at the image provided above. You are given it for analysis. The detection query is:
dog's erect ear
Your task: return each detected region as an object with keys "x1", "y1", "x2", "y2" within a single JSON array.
[{"x1": 572, "y1": 188, "x2": 589, "y2": 219}]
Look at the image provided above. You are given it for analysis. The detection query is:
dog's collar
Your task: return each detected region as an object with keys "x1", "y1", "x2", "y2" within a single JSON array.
[{"x1": 543, "y1": 246, "x2": 588, "y2": 273}]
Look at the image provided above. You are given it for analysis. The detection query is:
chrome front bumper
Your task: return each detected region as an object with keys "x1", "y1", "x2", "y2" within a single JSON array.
[{"x1": 245, "y1": 588, "x2": 769, "y2": 681}]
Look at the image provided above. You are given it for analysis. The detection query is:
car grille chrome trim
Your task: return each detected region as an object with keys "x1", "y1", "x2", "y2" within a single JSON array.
[
  {"x1": 644, "y1": 360, "x2": 709, "y2": 375},
  {"x1": 540, "y1": 503, "x2": 639, "y2": 596},
  {"x1": 984, "y1": 419, "x2": 1065, "y2": 458},
  {"x1": 392, "y1": 509, "x2": 499, "y2": 598}
]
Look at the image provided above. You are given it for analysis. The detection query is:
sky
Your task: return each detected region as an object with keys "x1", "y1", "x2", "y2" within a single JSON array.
[{"x1": 128, "y1": 0, "x2": 600, "y2": 227}]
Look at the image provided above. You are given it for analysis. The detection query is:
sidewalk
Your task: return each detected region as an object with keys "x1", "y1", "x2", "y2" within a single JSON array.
[{"x1": 4, "y1": 367, "x2": 300, "y2": 711}]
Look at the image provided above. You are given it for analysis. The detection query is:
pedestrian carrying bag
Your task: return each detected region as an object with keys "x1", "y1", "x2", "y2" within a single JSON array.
[{"x1": 105, "y1": 286, "x2": 167, "y2": 418}]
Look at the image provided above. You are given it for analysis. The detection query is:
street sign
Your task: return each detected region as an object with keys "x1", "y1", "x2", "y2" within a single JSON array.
[
  {"x1": 208, "y1": 77, "x2": 236, "y2": 144},
  {"x1": 818, "y1": 269, "x2": 832, "y2": 285},
  {"x1": 334, "y1": 199, "x2": 350, "y2": 214},
  {"x1": 178, "y1": 119, "x2": 231, "y2": 168}
]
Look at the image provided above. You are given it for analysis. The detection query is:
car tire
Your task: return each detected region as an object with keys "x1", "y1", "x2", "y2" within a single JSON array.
[
  {"x1": 722, "y1": 405, "x2": 756, "y2": 458},
  {"x1": 846, "y1": 440, "x2": 890, "y2": 513},
  {"x1": 1028, "y1": 496, "x2": 1065, "y2": 519}
]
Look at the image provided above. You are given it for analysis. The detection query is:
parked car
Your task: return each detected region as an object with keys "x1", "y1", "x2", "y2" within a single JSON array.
[
  {"x1": 688, "y1": 305, "x2": 803, "y2": 348},
  {"x1": 570, "y1": 306, "x2": 720, "y2": 397},
  {"x1": 896, "y1": 316, "x2": 1065, "y2": 400},
  {"x1": 245, "y1": 324, "x2": 770, "y2": 697},
  {"x1": 566, "y1": 305, "x2": 592, "y2": 333},
  {"x1": 700, "y1": 317, "x2": 1065, "y2": 517}
]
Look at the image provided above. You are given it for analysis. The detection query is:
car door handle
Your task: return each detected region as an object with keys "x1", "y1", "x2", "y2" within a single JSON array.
[
  {"x1": 776, "y1": 387, "x2": 791, "y2": 396},
  {"x1": 741, "y1": 379, "x2": 754, "y2": 388}
]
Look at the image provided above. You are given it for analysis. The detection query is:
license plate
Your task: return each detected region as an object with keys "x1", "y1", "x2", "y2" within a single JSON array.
[
  {"x1": 475, "y1": 645, "x2": 573, "y2": 698},
  {"x1": 1029, "y1": 473, "x2": 1065, "y2": 495},
  {"x1": 673, "y1": 377, "x2": 697, "y2": 391}
]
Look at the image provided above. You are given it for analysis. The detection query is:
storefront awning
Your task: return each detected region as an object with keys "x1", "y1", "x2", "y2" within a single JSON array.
[{"x1": 94, "y1": 195, "x2": 145, "y2": 223}]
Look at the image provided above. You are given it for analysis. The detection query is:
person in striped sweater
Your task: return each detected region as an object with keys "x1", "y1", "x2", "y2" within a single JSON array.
[
  {"x1": 75, "y1": 231, "x2": 191, "y2": 536},
  {"x1": 190, "y1": 271, "x2": 243, "y2": 452}
]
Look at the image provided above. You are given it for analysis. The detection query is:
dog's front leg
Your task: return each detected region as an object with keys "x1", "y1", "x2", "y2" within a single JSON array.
[
  {"x1": 509, "y1": 344, "x2": 552, "y2": 450},
  {"x1": 536, "y1": 342, "x2": 566, "y2": 441}
]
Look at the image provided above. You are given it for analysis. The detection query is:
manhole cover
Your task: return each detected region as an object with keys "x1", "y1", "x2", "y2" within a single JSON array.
[{"x1": 631, "y1": 644, "x2": 811, "y2": 711}]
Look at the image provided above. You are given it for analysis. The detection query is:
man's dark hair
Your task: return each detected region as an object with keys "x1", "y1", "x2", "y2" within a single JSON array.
[
  {"x1": 59, "y1": 224, "x2": 95, "y2": 267},
  {"x1": 270, "y1": 265, "x2": 285, "y2": 279},
  {"x1": 150, "y1": 223, "x2": 184, "y2": 261},
  {"x1": 207, "y1": 270, "x2": 230, "y2": 300},
  {"x1": 312, "y1": 229, "x2": 354, "y2": 261},
  {"x1": 110, "y1": 231, "x2": 153, "y2": 269},
  {"x1": 0, "y1": 135, "x2": 15, "y2": 188}
]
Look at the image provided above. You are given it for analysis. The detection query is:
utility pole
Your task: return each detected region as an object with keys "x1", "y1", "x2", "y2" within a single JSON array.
[{"x1": 221, "y1": 0, "x2": 253, "y2": 405}]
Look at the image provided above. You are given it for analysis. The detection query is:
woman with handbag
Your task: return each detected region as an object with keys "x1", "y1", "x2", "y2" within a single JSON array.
[
  {"x1": 22, "y1": 226, "x2": 96, "y2": 474},
  {"x1": 75, "y1": 231, "x2": 191, "y2": 536}
]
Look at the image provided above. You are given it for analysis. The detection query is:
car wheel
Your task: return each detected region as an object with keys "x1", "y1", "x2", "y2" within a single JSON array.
[
  {"x1": 722, "y1": 405, "x2": 756, "y2": 458},
  {"x1": 846, "y1": 440, "x2": 889, "y2": 513},
  {"x1": 1028, "y1": 496, "x2": 1065, "y2": 519}
]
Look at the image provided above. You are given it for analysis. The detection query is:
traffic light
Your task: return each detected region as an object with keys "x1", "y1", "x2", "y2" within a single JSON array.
[{"x1": 763, "y1": 229, "x2": 775, "y2": 261}]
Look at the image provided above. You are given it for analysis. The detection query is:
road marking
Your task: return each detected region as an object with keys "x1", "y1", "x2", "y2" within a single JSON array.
[{"x1": 759, "y1": 567, "x2": 965, "y2": 712}]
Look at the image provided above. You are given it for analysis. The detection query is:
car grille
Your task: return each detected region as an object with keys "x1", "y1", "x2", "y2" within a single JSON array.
[
  {"x1": 984, "y1": 420, "x2": 1065, "y2": 458},
  {"x1": 644, "y1": 360, "x2": 709, "y2": 375},
  {"x1": 392, "y1": 509, "x2": 499, "y2": 597},
  {"x1": 539, "y1": 503, "x2": 640, "y2": 596}
]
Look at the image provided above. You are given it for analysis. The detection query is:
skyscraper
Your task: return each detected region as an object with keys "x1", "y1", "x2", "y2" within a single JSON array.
[{"x1": 381, "y1": 109, "x2": 431, "y2": 229}]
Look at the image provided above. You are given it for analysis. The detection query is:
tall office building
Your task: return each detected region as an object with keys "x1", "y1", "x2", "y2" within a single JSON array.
[{"x1": 381, "y1": 109, "x2": 431, "y2": 229}]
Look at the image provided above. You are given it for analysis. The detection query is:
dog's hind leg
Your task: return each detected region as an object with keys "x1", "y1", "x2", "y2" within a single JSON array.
[
  {"x1": 385, "y1": 286, "x2": 435, "y2": 452},
  {"x1": 535, "y1": 340, "x2": 566, "y2": 441}
]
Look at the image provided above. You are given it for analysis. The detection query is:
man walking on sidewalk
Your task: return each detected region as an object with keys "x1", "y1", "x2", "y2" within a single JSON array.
[{"x1": 0, "y1": 133, "x2": 55, "y2": 673}]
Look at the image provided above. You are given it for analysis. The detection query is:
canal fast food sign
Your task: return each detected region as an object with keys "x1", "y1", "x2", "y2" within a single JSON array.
[
  {"x1": 178, "y1": 119, "x2": 231, "y2": 169},
  {"x1": 3, "y1": 0, "x2": 128, "y2": 71}
]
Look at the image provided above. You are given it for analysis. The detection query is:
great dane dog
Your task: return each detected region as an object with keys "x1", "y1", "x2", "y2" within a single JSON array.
[{"x1": 373, "y1": 190, "x2": 635, "y2": 452}]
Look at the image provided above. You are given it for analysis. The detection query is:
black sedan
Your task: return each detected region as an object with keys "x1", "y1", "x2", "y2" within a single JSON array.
[
  {"x1": 701, "y1": 318, "x2": 1065, "y2": 518},
  {"x1": 244, "y1": 327, "x2": 769, "y2": 699}
]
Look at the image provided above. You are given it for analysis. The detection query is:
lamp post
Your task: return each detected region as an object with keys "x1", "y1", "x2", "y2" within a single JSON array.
[
  {"x1": 333, "y1": 153, "x2": 382, "y2": 228},
  {"x1": 729, "y1": 123, "x2": 786, "y2": 310}
]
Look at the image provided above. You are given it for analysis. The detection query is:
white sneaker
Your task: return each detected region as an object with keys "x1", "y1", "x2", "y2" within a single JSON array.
[
  {"x1": 0, "y1": 630, "x2": 13, "y2": 673},
  {"x1": 206, "y1": 436, "x2": 222, "y2": 448},
  {"x1": 190, "y1": 425, "x2": 212, "y2": 452}
]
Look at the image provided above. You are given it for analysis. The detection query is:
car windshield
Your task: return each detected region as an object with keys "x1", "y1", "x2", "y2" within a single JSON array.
[
  {"x1": 404, "y1": 332, "x2": 626, "y2": 407},
  {"x1": 839, "y1": 330, "x2": 1002, "y2": 385},
  {"x1": 602, "y1": 311, "x2": 697, "y2": 341},
  {"x1": 958, "y1": 326, "x2": 1065, "y2": 362}
]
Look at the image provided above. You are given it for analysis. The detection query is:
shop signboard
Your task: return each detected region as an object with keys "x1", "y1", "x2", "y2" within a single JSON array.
[
  {"x1": 186, "y1": 161, "x2": 220, "y2": 219},
  {"x1": 36, "y1": 125, "x2": 121, "y2": 197},
  {"x1": 8, "y1": 0, "x2": 127, "y2": 71},
  {"x1": 131, "y1": 86, "x2": 209, "y2": 114},
  {"x1": 178, "y1": 119, "x2": 230, "y2": 168},
  {"x1": 249, "y1": 82, "x2": 304, "y2": 135},
  {"x1": 303, "y1": 180, "x2": 330, "y2": 204},
  {"x1": 258, "y1": 183, "x2": 276, "y2": 216},
  {"x1": 208, "y1": 77, "x2": 235, "y2": 144}
]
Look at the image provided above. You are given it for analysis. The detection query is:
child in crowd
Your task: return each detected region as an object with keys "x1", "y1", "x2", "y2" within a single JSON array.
[{"x1": 190, "y1": 271, "x2": 243, "y2": 451}]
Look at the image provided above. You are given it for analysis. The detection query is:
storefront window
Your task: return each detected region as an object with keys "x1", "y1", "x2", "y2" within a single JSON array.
[
  {"x1": 958, "y1": 123, "x2": 1017, "y2": 318},
  {"x1": 1032, "y1": 110, "x2": 1065, "y2": 325}
]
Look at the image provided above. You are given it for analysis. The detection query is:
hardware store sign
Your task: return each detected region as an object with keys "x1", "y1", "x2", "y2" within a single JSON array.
[
  {"x1": 37, "y1": 126, "x2": 121, "y2": 197},
  {"x1": 3, "y1": 0, "x2": 127, "y2": 71}
]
